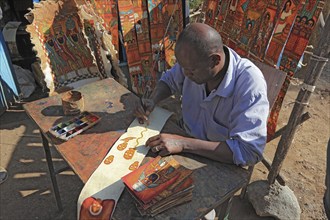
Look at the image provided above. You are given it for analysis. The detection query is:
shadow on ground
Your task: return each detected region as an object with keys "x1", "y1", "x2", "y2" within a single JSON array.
[{"x1": 0, "y1": 88, "x2": 80, "y2": 219}]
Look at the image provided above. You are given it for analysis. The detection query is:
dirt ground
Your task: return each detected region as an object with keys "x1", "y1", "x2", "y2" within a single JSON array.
[
  {"x1": 0, "y1": 64, "x2": 329, "y2": 219},
  {"x1": 248, "y1": 76, "x2": 329, "y2": 220}
]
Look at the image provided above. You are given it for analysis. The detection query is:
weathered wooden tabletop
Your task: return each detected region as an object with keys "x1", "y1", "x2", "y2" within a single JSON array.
[
  {"x1": 23, "y1": 78, "x2": 250, "y2": 219},
  {"x1": 23, "y1": 78, "x2": 137, "y2": 183}
]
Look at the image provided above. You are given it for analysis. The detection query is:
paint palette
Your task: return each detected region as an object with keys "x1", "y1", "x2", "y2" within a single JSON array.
[{"x1": 49, "y1": 111, "x2": 101, "y2": 141}]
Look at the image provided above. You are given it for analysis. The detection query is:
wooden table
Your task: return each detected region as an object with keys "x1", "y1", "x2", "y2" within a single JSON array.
[{"x1": 23, "y1": 78, "x2": 250, "y2": 219}]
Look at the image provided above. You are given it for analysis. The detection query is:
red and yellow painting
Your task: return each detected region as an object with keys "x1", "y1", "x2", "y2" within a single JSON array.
[
  {"x1": 122, "y1": 156, "x2": 193, "y2": 204},
  {"x1": 26, "y1": 0, "x2": 101, "y2": 92}
]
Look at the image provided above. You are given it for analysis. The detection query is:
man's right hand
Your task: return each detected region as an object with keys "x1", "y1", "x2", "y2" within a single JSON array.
[
  {"x1": 134, "y1": 98, "x2": 155, "y2": 124},
  {"x1": 134, "y1": 81, "x2": 173, "y2": 124}
]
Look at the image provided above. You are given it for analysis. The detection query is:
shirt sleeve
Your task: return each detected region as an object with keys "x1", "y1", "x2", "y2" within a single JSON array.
[
  {"x1": 160, "y1": 63, "x2": 185, "y2": 94},
  {"x1": 226, "y1": 67, "x2": 269, "y2": 166}
]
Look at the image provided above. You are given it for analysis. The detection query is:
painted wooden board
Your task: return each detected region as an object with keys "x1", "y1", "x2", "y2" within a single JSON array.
[{"x1": 77, "y1": 107, "x2": 172, "y2": 219}]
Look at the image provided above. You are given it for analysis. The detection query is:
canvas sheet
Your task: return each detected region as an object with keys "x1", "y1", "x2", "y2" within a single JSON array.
[{"x1": 77, "y1": 107, "x2": 172, "y2": 219}]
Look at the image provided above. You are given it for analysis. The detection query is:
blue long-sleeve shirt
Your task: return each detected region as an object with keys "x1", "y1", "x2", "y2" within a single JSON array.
[{"x1": 160, "y1": 47, "x2": 269, "y2": 166}]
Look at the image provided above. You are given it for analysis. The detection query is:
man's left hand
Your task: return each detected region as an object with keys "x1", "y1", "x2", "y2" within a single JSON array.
[{"x1": 146, "y1": 133, "x2": 187, "y2": 156}]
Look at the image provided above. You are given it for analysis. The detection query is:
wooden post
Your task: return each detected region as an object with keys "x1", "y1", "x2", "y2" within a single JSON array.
[{"x1": 268, "y1": 16, "x2": 330, "y2": 184}]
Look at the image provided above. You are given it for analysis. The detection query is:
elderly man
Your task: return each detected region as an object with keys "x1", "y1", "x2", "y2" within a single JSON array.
[{"x1": 135, "y1": 23, "x2": 269, "y2": 166}]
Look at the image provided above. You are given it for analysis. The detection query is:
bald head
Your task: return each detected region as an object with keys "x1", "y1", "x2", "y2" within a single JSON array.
[{"x1": 175, "y1": 23, "x2": 224, "y2": 58}]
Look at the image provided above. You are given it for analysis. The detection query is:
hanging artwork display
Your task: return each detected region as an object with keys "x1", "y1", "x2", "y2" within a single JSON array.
[
  {"x1": 133, "y1": 0, "x2": 153, "y2": 92},
  {"x1": 77, "y1": 107, "x2": 172, "y2": 220},
  {"x1": 266, "y1": 0, "x2": 324, "y2": 139},
  {"x1": 76, "y1": 0, "x2": 128, "y2": 87},
  {"x1": 148, "y1": 0, "x2": 167, "y2": 84},
  {"x1": 79, "y1": 6, "x2": 108, "y2": 79},
  {"x1": 81, "y1": 0, "x2": 120, "y2": 52},
  {"x1": 118, "y1": 0, "x2": 146, "y2": 94},
  {"x1": 264, "y1": 0, "x2": 302, "y2": 66},
  {"x1": 279, "y1": 0, "x2": 324, "y2": 74},
  {"x1": 74, "y1": 0, "x2": 185, "y2": 95},
  {"x1": 202, "y1": 0, "x2": 324, "y2": 140},
  {"x1": 147, "y1": 0, "x2": 183, "y2": 86},
  {"x1": 26, "y1": 0, "x2": 102, "y2": 94},
  {"x1": 249, "y1": 3, "x2": 278, "y2": 60},
  {"x1": 114, "y1": 0, "x2": 183, "y2": 95},
  {"x1": 162, "y1": 0, "x2": 183, "y2": 68}
]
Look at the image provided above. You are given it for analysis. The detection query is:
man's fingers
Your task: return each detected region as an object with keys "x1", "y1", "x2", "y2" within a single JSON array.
[
  {"x1": 146, "y1": 134, "x2": 161, "y2": 146},
  {"x1": 159, "y1": 148, "x2": 170, "y2": 156},
  {"x1": 151, "y1": 145, "x2": 161, "y2": 153},
  {"x1": 135, "y1": 105, "x2": 149, "y2": 124},
  {"x1": 138, "y1": 118, "x2": 144, "y2": 124}
]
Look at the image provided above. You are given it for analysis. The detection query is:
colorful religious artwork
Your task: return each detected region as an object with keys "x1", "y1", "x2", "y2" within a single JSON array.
[
  {"x1": 213, "y1": 0, "x2": 231, "y2": 33},
  {"x1": 279, "y1": 0, "x2": 324, "y2": 74},
  {"x1": 76, "y1": 0, "x2": 128, "y2": 88},
  {"x1": 122, "y1": 155, "x2": 193, "y2": 204},
  {"x1": 162, "y1": 0, "x2": 183, "y2": 68},
  {"x1": 75, "y1": 0, "x2": 184, "y2": 95},
  {"x1": 266, "y1": 0, "x2": 324, "y2": 139},
  {"x1": 79, "y1": 197, "x2": 115, "y2": 220},
  {"x1": 77, "y1": 107, "x2": 172, "y2": 220},
  {"x1": 249, "y1": 5, "x2": 278, "y2": 60},
  {"x1": 264, "y1": 0, "x2": 302, "y2": 66},
  {"x1": 26, "y1": 0, "x2": 102, "y2": 94},
  {"x1": 201, "y1": 0, "x2": 324, "y2": 140},
  {"x1": 148, "y1": 0, "x2": 184, "y2": 86},
  {"x1": 82, "y1": 0, "x2": 119, "y2": 52},
  {"x1": 80, "y1": 11, "x2": 107, "y2": 79},
  {"x1": 119, "y1": 0, "x2": 148, "y2": 94}
]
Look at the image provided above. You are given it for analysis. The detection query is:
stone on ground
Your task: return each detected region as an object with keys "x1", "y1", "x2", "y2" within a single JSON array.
[{"x1": 247, "y1": 180, "x2": 301, "y2": 220}]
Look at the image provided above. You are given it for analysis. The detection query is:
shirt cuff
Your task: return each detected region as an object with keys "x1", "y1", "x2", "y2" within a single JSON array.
[{"x1": 226, "y1": 139, "x2": 259, "y2": 166}]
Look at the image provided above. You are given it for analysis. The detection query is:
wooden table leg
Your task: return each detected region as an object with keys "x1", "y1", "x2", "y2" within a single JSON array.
[
  {"x1": 41, "y1": 131, "x2": 63, "y2": 212},
  {"x1": 214, "y1": 196, "x2": 233, "y2": 220}
]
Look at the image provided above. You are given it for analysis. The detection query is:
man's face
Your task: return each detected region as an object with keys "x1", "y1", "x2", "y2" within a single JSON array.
[{"x1": 175, "y1": 44, "x2": 218, "y2": 84}]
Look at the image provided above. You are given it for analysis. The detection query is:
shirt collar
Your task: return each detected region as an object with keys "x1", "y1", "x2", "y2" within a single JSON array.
[{"x1": 213, "y1": 46, "x2": 237, "y2": 98}]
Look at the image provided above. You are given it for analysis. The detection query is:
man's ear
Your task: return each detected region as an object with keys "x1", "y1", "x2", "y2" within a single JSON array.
[{"x1": 210, "y1": 54, "x2": 221, "y2": 68}]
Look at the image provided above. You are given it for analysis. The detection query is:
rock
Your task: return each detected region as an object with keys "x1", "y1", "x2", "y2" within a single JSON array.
[{"x1": 247, "y1": 180, "x2": 301, "y2": 220}]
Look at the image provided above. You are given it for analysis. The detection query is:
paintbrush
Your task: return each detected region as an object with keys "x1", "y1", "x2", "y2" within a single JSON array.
[{"x1": 140, "y1": 86, "x2": 152, "y2": 123}]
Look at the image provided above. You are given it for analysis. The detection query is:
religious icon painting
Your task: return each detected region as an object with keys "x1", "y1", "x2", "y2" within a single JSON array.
[
  {"x1": 122, "y1": 155, "x2": 194, "y2": 204},
  {"x1": 264, "y1": 0, "x2": 302, "y2": 67},
  {"x1": 249, "y1": 6, "x2": 278, "y2": 60},
  {"x1": 266, "y1": 0, "x2": 325, "y2": 140},
  {"x1": 26, "y1": 0, "x2": 102, "y2": 94},
  {"x1": 76, "y1": 1, "x2": 128, "y2": 88},
  {"x1": 279, "y1": 0, "x2": 324, "y2": 74},
  {"x1": 79, "y1": 197, "x2": 115, "y2": 220},
  {"x1": 130, "y1": 64, "x2": 145, "y2": 94},
  {"x1": 213, "y1": 0, "x2": 231, "y2": 33},
  {"x1": 133, "y1": 0, "x2": 155, "y2": 94},
  {"x1": 163, "y1": 0, "x2": 183, "y2": 69},
  {"x1": 86, "y1": 0, "x2": 119, "y2": 53},
  {"x1": 82, "y1": 18, "x2": 107, "y2": 79},
  {"x1": 118, "y1": 0, "x2": 141, "y2": 65},
  {"x1": 219, "y1": 0, "x2": 248, "y2": 46},
  {"x1": 148, "y1": 0, "x2": 166, "y2": 83},
  {"x1": 204, "y1": 0, "x2": 219, "y2": 26}
]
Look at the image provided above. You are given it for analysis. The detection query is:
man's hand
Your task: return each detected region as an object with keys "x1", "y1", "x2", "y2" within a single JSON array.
[
  {"x1": 146, "y1": 133, "x2": 187, "y2": 156},
  {"x1": 134, "y1": 81, "x2": 173, "y2": 124},
  {"x1": 134, "y1": 98, "x2": 155, "y2": 124}
]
